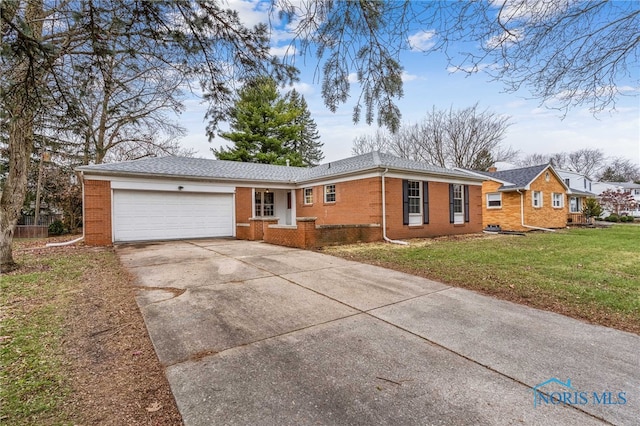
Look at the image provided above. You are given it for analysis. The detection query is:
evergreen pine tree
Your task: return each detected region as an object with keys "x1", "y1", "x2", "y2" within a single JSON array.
[
  {"x1": 214, "y1": 77, "x2": 304, "y2": 166},
  {"x1": 214, "y1": 78, "x2": 324, "y2": 167},
  {"x1": 287, "y1": 90, "x2": 324, "y2": 166}
]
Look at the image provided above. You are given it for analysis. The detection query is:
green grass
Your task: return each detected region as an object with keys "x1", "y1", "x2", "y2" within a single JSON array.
[
  {"x1": 0, "y1": 247, "x2": 107, "y2": 425},
  {"x1": 324, "y1": 225, "x2": 640, "y2": 333}
]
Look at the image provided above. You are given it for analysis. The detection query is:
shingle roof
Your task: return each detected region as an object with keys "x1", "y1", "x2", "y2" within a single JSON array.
[
  {"x1": 569, "y1": 189, "x2": 595, "y2": 196},
  {"x1": 303, "y1": 151, "x2": 475, "y2": 181},
  {"x1": 76, "y1": 151, "x2": 481, "y2": 183},
  {"x1": 76, "y1": 156, "x2": 306, "y2": 183},
  {"x1": 601, "y1": 181, "x2": 640, "y2": 189},
  {"x1": 471, "y1": 164, "x2": 550, "y2": 191}
]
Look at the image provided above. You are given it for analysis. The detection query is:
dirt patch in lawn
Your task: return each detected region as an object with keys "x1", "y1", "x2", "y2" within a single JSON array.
[{"x1": 12, "y1": 237, "x2": 183, "y2": 425}]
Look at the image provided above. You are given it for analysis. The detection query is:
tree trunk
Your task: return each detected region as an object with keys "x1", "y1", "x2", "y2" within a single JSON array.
[
  {"x1": 0, "y1": 97, "x2": 36, "y2": 271},
  {"x1": 0, "y1": 0, "x2": 44, "y2": 272}
]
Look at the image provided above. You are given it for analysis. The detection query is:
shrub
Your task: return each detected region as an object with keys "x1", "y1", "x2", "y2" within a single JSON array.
[
  {"x1": 605, "y1": 214, "x2": 619, "y2": 222},
  {"x1": 621, "y1": 215, "x2": 635, "y2": 223},
  {"x1": 582, "y1": 197, "x2": 603, "y2": 220},
  {"x1": 48, "y1": 220, "x2": 65, "y2": 235}
]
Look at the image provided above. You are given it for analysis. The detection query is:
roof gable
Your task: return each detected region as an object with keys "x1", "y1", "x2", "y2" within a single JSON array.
[{"x1": 466, "y1": 164, "x2": 569, "y2": 192}]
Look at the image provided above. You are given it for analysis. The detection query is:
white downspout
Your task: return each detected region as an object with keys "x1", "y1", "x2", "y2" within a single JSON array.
[
  {"x1": 46, "y1": 171, "x2": 86, "y2": 247},
  {"x1": 381, "y1": 168, "x2": 409, "y2": 245},
  {"x1": 517, "y1": 190, "x2": 556, "y2": 232}
]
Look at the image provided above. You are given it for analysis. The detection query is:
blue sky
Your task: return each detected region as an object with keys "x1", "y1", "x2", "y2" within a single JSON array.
[{"x1": 177, "y1": 1, "x2": 639, "y2": 167}]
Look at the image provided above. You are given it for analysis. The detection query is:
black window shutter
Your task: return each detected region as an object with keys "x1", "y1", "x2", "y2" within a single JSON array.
[
  {"x1": 449, "y1": 184, "x2": 454, "y2": 224},
  {"x1": 423, "y1": 181, "x2": 429, "y2": 224},
  {"x1": 402, "y1": 180, "x2": 409, "y2": 225},
  {"x1": 464, "y1": 185, "x2": 470, "y2": 223}
]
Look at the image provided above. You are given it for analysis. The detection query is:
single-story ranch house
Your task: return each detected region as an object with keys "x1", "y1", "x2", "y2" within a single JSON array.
[{"x1": 76, "y1": 152, "x2": 485, "y2": 248}]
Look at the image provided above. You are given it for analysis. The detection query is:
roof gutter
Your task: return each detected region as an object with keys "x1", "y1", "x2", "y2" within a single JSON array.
[
  {"x1": 517, "y1": 190, "x2": 556, "y2": 232},
  {"x1": 381, "y1": 168, "x2": 408, "y2": 245}
]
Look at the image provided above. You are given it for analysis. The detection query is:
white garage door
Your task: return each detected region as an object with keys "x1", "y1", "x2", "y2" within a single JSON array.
[{"x1": 113, "y1": 190, "x2": 234, "y2": 242}]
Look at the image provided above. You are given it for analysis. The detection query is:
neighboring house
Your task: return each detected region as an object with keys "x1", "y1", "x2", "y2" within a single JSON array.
[
  {"x1": 592, "y1": 181, "x2": 640, "y2": 217},
  {"x1": 76, "y1": 152, "x2": 484, "y2": 247},
  {"x1": 462, "y1": 164, "x2": 570, "y2": 232},
  {"x1": 556, "y1": 168, "x2": 596, "y2": 224}
]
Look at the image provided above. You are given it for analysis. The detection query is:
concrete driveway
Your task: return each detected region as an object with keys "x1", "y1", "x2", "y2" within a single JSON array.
[{"x1": 117, "y1": 239, "x2": 639, "y2": 425}]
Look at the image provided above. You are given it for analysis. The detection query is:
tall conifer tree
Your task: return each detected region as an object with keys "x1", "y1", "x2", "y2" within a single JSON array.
[{"x1": 214, "y1": 78, "x2": 324, "y2": 167}]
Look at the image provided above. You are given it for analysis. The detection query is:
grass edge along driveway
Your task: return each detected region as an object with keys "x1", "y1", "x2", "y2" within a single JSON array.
[{"x1": 323, "y1": 225, "x2": 640, "y2": 335}]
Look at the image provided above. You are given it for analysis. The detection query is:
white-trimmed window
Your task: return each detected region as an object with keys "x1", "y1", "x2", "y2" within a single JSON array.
[
  {"x1": 569, "y1": 197, "x2": 580, "y2": 213},
  {"x1": 486, "y1": 192, "x2": 502, "y2": 209},
  {"x1": 254, "y1": 191, "x2": 274, "y2": 216},
  {"x1": 407, "y1": 180, "x2": 421, "y2": 225},
  {"x1": 324, "y1": 184, "x2": 336, "y2": 203},
  {"x1": 552, "y1": 193, "x2": 564, "y2": 208},
  {"x1": 303, "y1": 187, "x2": 313, "y2": 205},
  {"x1": 532, "y1": 191, "x2": 543, "y2": 208},
  {"x1": 453, "y1": 184, "x2": 464, "y2": 224}
]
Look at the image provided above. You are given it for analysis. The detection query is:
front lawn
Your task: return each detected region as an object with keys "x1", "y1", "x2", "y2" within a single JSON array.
[
  {"x1": 323, "y1": 225, "x2": 640, "y2": 334},
  {"x1": 1, "y1": 240, "x2": 181, "y2": 425}
]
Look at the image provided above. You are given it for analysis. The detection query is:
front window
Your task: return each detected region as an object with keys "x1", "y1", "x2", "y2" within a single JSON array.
[
  {"x1": 552, "y1": 193, "x2": 564, "y2": 208},
  {"x1": 486, "y1": 192, "x2": 502, "y2": 209},
  {"x1": 570, "y1": 197, "x2": 580, "y2": 213},
  {"x1": 324, "y1": 184, "x2": 336, "y2": 203},
  {"x1": 304, "y1": 188, "x2": 313, "y2": 205},
  {"x1": 254, "y1": 191, "x2": 274, "y2": 217},
  {"x1": 408, "y1": 181, "x2": 421, "y2": 214},
  {"x1": 453, "y1": 184, "x2": 464, "y2": 224},
  {"x1": 263, "y1": 192, "x2": 274, "y2": 216},
  {"x1": 407, "y1": 180, "x2": 421, "y2": 225},
  {"x1": 532, "y1": 191, "x2": 542, "y2": 208}
]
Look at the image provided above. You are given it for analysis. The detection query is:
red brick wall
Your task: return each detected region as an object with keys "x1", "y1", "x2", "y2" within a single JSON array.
[
  {"x1": 482, "y1": 172, "x2": 569, "y2": 232},
  {"x1": 235, "y1": 187, "x2": 252, "y2": 222},
  {"x1": 296, "y1": 177, "x2": 382, "y2": 225},
  {"x1": 84, "y1": 180, "x2": 112, "y2": 246},
  {"x1": 315, "y1": 224, "x2": 382, "y2": 246},
  {"x1": 236, "y1": 224, "x2": 251, "y2": 240},
  {"x1": 385, "y1": 178, "x2": 483, "y2": 239},
  {"x1": 264, "y1": 219, "x2": 316, "y2": 249}
]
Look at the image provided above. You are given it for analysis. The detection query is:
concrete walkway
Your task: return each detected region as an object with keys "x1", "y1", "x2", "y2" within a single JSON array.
[{"x1": 117, "y1": 239, "x2": 639, "y2": 425}]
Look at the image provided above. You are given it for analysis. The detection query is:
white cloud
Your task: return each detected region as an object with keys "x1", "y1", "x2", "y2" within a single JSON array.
[
  {"x1": 408, "y1": 30, "x2": 437, "y2": 52},
  {"x1": 225, "y1": 0, "x2": 271, "y2": 27},
  {"x1": 270, "y1": 45, "x2": 296, "y2": 58},
  {"x1": 491, "y1": 0, "x2": 573, "y2": 23},
  {"x1": 401, "y1": 72, "x2": 419, "y2": 82},
  {"x1": 290, "y1": 82, "x2": 314, "y2": 95},
  {"x1": 484, "y1": 28, "x2": 524, "y2": 50},
  {"x1": 347, "y1": 73, "x2": 359, "y2": 84}
]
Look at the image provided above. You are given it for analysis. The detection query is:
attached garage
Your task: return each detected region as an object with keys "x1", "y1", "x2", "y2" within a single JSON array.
[{"x1": 112, "y1": 189, "x2": 234, "y2": 242}]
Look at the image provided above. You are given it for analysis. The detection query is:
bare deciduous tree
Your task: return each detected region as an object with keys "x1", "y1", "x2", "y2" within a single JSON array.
[
  {"x1": 351, "y1": 130, "x2": 391, "y2": 156},
  {"x1": 351, "y1": 104, "x2": 516, "y2": 170},
  {"x1": 598, "y1": 158, "x2": 640, "y2": 182},
  {"x1": 517, "y1": 149, "x2": 636, "y2": 182},
  {"x1": 566, "y1": 149, "x2": 606, "y2": 180},
  {"x1": 1, "y1": 0, "x2": 293, "y2": 270}
]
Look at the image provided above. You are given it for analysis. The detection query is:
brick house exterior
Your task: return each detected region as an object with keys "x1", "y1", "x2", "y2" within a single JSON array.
[
  {"x1": 463, "y1": 164, "x2": 571, "y2": 232},
  {"x1": 77, "y1": 152, "x2": 484, "y2": 247}
]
